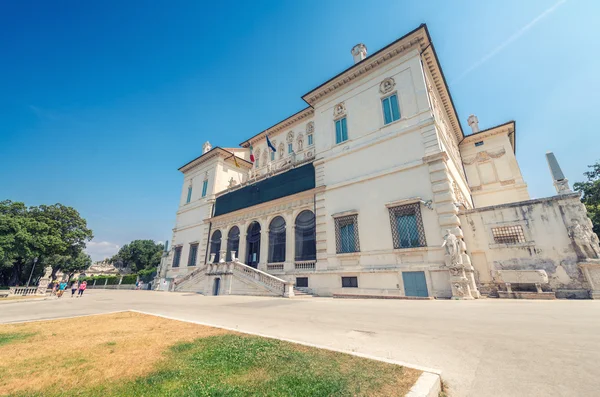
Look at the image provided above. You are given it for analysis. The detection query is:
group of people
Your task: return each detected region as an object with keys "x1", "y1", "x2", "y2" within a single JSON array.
[{"x1": 52, "y1": 280, "x2": 87, "y2": 298}]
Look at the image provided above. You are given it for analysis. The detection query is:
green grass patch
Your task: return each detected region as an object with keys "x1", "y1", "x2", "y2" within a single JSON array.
[
  {"x1": 0, "y1": 332, "x2": 36, "y2": 347},
  {"x1": 13, "y1": 334, "x2": 419, "y2": 397}
]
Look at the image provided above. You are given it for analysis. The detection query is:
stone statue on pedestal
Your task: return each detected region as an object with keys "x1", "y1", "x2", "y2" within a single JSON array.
[{"x1": 441, "y1": 229, "x2": 462, "y2": 267}]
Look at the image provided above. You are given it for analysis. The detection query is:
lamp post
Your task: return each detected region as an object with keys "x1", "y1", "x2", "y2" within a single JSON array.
[{"x1": 26, "y1": 257, "x2": 38, "y2": 289}]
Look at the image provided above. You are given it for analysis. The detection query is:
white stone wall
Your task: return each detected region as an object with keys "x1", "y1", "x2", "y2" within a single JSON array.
[
  {"x1": 460, "y1": 193, "x2": 591, "y2": 295},
  {"x1": 460, "y1": 131, "x2": 529, "y2": 208}
]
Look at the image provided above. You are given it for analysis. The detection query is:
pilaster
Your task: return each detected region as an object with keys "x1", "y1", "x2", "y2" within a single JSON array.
[
  {"x1": 314, "y1": 160, "x2": 329, "y2": 270},
  {"x1": 427, "y1": 152, "x2": 480, "y2": 299}
]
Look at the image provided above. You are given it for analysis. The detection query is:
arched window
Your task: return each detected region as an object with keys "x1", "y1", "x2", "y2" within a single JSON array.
[
  {"x1": 246, "y1": 221, "x2": 261, "y2": 268},
  {"x1": 295, "y1": 210, "x2": 316, "y2": 261},
  {"x1": 226, "y1": 226, "x2": 240, "y2": 261},
  {"x1": 210, "y1": 230, "x2": 222, "y2": 263},
  {"x1": 268, "y1": 216, "x2": 286, "y2": 263}
]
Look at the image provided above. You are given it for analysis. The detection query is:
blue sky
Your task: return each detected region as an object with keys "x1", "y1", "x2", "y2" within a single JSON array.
[{"x1": 1, "y1": 0, "x2": 598, "y2": 261}]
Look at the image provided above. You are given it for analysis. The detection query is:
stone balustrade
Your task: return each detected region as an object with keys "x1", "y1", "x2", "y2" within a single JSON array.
[
  {"x1": 9, "y1": 286, "x2": 39, "y2": 296},
  {"x1": 294, "y1": 260, "x2": 316, "y2": 270},
  {"x1": 266, "y1": 263, "x2": 284, "y2": 272},
  {"x1": 231, "y1": 260, "x2": 294, "y2": 297}
]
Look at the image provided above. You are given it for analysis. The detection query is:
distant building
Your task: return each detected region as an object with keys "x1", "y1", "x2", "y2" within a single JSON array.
[{"x1": 159, "y1": 24, "x2": 600, "y2": 299}]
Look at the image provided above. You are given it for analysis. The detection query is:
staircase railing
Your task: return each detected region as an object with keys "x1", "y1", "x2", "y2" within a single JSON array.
[
  {"x1": 173, "y1": 265, "x2": 206, "y2": 290},
  {"x1": 230, "y1": 260, "x2": 295, "y2": 297}
]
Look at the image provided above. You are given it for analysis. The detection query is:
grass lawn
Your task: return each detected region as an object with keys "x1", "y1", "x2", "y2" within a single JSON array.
[{"x1": 0, "y1": 312, "x2": 421, "y2": 397}]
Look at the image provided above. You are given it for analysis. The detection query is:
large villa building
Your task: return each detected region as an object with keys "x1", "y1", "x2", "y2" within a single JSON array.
[{"x1": 157, "y1": 24, "x2": 600, "y2": 299}]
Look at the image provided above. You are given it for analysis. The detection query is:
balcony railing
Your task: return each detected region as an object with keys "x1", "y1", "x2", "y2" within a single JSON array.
[
  {"x1": 266, "y1": 263, "x2": 284, "y2": 271},
  {"x1": 295, "y1": 260, "x2": 316, "y2": 270}
]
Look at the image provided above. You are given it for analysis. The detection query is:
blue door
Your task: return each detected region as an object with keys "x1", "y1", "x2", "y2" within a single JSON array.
[
  {"x1": 402, "y1": 271, "x2": 428, "y2": 297},
  {"x1": 213, "y1": 278, "x2": 221, "y2": 296}
]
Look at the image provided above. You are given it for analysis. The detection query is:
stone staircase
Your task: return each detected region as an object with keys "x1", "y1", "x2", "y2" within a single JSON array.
[
  {"x1": 172, "y1": 251, "x2": 295, "y2": 298},
  {"x1": 293, "y1": 287, "x2": 315, "y2": 298}
]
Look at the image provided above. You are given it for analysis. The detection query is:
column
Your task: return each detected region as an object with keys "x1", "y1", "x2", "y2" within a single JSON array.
[
  {"x1": 259, "y1": 226, "x2": 268, "y2": 271},
  {"x1": 238, "y1": 223, "x2": 247, "y2": 264},
  {"x1": 285, "y1": 219, "x2": 295, "y2": 272}
]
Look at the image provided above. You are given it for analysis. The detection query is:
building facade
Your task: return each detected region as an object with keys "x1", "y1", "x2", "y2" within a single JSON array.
[{"x1": 158, "y1": 24, "x2": 600, "y2": 299}]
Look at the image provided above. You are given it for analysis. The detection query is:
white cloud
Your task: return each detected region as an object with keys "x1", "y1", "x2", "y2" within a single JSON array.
[
  {"x1": 85, "y1": 241, "x2": 120, "y2": 262},
  {"x1": 451, "y1": 0, "x2": 569, "y2": 85}
]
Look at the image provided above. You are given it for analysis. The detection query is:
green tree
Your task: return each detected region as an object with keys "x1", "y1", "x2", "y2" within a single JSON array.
[
  {"x1": 0, "y1": 200, "x2": 93, "y2": 285},
  {"x1": 574, "y1": 160, "x2": 600, "y2": 238},
  {"x1": 111, "y1": 240, "x2": 164, "y2": 273}
]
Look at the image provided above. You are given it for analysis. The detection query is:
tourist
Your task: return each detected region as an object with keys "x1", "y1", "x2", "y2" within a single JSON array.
[
  {"x1": 77, "y1": 281, "x2": 87, "y2": 297},
  {"x1": 70, "y1": 280, "x2": 79, "y2": 298},
  {"x1": 58, "y1": 280, "x2": 67, "y2": 298},
  {"x1": 51, "y1": 280, "x2": 58, "y2": 296}
]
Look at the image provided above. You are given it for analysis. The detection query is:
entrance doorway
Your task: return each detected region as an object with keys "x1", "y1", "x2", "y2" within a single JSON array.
[
  {"x1": 402, "y1": 271, "x2": 428, "y2": 297},
  {"x1": 213, "y1": 278, "x2": 221, "y2": 296},
  {"x1": 246, "y1": 221, "x2": 261, "y2": 268}
]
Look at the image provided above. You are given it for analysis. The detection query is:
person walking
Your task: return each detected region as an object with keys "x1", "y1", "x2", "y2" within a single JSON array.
[
  {"x1": 51, "y1": 280, "x2": 58, "y2": 296},
  {"x1": 70, "y1": 280, "x2": 79, "y2": 298},
  {"x1": 58, "y1": 280, "x2": 67, "y2": 298},
  {"x1": 77, "y1": 280, "x2": 87, "y2": 297}
]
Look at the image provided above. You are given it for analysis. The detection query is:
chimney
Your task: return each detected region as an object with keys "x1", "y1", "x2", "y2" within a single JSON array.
[
  {"x1": 546, "y1": 151, "x2": 572, "y2": 195},
  {"x1": 351, "y1": 43, "x2": 367, "y2": 64},
  {"x1": 467, "y1": 115, "x2": 480, "y2": 134}
]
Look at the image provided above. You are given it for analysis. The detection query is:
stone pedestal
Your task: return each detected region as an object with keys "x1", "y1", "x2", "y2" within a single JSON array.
[{"x1": 580, "y1": 260, "x2": 600, "y2": 299}]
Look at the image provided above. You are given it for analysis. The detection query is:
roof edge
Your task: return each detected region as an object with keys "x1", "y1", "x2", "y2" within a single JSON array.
[
  {"x1": 178, "y1": 147, "x2": 252, "y2": 173},
  {"x1": 460, "y1": 121, "x2": 517, "y2": 153}
]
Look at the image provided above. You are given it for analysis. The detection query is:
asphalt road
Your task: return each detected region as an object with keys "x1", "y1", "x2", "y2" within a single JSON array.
[{"x1": 1, "y1": 290, "x2": 599, "y2": 396}]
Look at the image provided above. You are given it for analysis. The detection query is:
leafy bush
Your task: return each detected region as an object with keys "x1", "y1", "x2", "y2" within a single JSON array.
[{"x1": 121, "y1": 274, "x2": 137, "y2": 285}]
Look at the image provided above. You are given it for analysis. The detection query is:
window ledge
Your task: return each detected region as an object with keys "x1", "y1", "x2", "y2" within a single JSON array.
[
  {"x1": 335, "y1": 252, "x2": 360, "y2": 258},
  {"x1": 385, "y1": 197, "x2": 423, "y2": 208},
  {"x1": 489, "y1": 241, "x2": 535, "y2": 249},
  {"x1": 393, "y1": 246, "x2": 429, "y2": 253},
  {"x1": 331, "y1": 209, "x2": 358, "y2": 218},
  {"x1": 382, "y1": 117, "x2": 406, "y2": 129}
]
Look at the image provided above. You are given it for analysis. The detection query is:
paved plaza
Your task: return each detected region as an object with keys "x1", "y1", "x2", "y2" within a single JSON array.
[{"x1": 1, "y1": 291, "x2": 599, "y2": 396}]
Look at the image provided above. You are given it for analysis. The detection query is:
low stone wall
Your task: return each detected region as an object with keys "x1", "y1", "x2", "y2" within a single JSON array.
[{"x1": 460, "y1": 193, "x2": 599, "y2": 298}]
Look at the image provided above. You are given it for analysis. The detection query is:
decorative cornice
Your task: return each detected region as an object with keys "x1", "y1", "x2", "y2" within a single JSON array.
[
  {"x1": 460, "y1": 121, "x2": 516, "y2": 153},
  {"x1": 178, "y1": 147, "x2": 252, "y2": 174},
  {"x1": 302, "y1": 32, "x2": 423, "y2": 105},
  {"x1": 240, "y1": 107, "x2": 314, "y2": 148}
]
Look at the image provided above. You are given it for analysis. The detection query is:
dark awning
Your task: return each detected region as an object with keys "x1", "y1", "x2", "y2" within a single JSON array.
[{"x1": 214, "y1": 163, "x2": 315, "y2": 217}]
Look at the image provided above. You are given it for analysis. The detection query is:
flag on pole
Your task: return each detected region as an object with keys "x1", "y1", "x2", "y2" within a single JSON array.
[
  {"x1": 249, "y1": 145, "x2": 255, "y2": 163},
  {"x1": 266, "y1": 135, "x2": 276, "y2": 152}
]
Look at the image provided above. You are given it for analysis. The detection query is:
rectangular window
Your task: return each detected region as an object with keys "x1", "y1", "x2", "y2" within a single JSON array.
[
  {"x1": 382, "y1": 94, "x2": 401, "y2": 124},
  {"x1": 388, "y1": 203, "x2": 427, "y2": 249},
  {"x1": 173, "y1": 246, "x2": 182, "y2": 268},
  {"x1": 492, "y1": 225, "x2": 526, "y2": 244},
  {"x1": 256, "y1": 158, "x2": 260, "y2": 168},
  {"x1": 335, "y1": 214, "x2": 360, "y2": 254},
  {"x1": 341, "y1": 276, "x2": 358, "y2": 288},
  {"x1": 188, "y1": 244, "x2": 198, "y2": 267},
  {"x1": 308, "y1": 134, "x2": 313, "y2": 146},
  {"x1": 271, "y1": 151, "x2": 275, "y2": 161},
  {"x1": 475, "y1": 141, "x2": 484, "y2": 147},
  {"x1": 201, "y1": 180, "x2": 208, "y2": 197},
  {"x1": 296, "y1": 277, "x2": 308, "y2": 288},
  {"x1": 335, "y1": 117, "x2": 348, "y2": 144},
  {"x1": 288, "y1": 143, "x2": 293, "y2": 153},
  {"x1": 186, "y1": 186, "x2": 192, "y2": 203}
]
